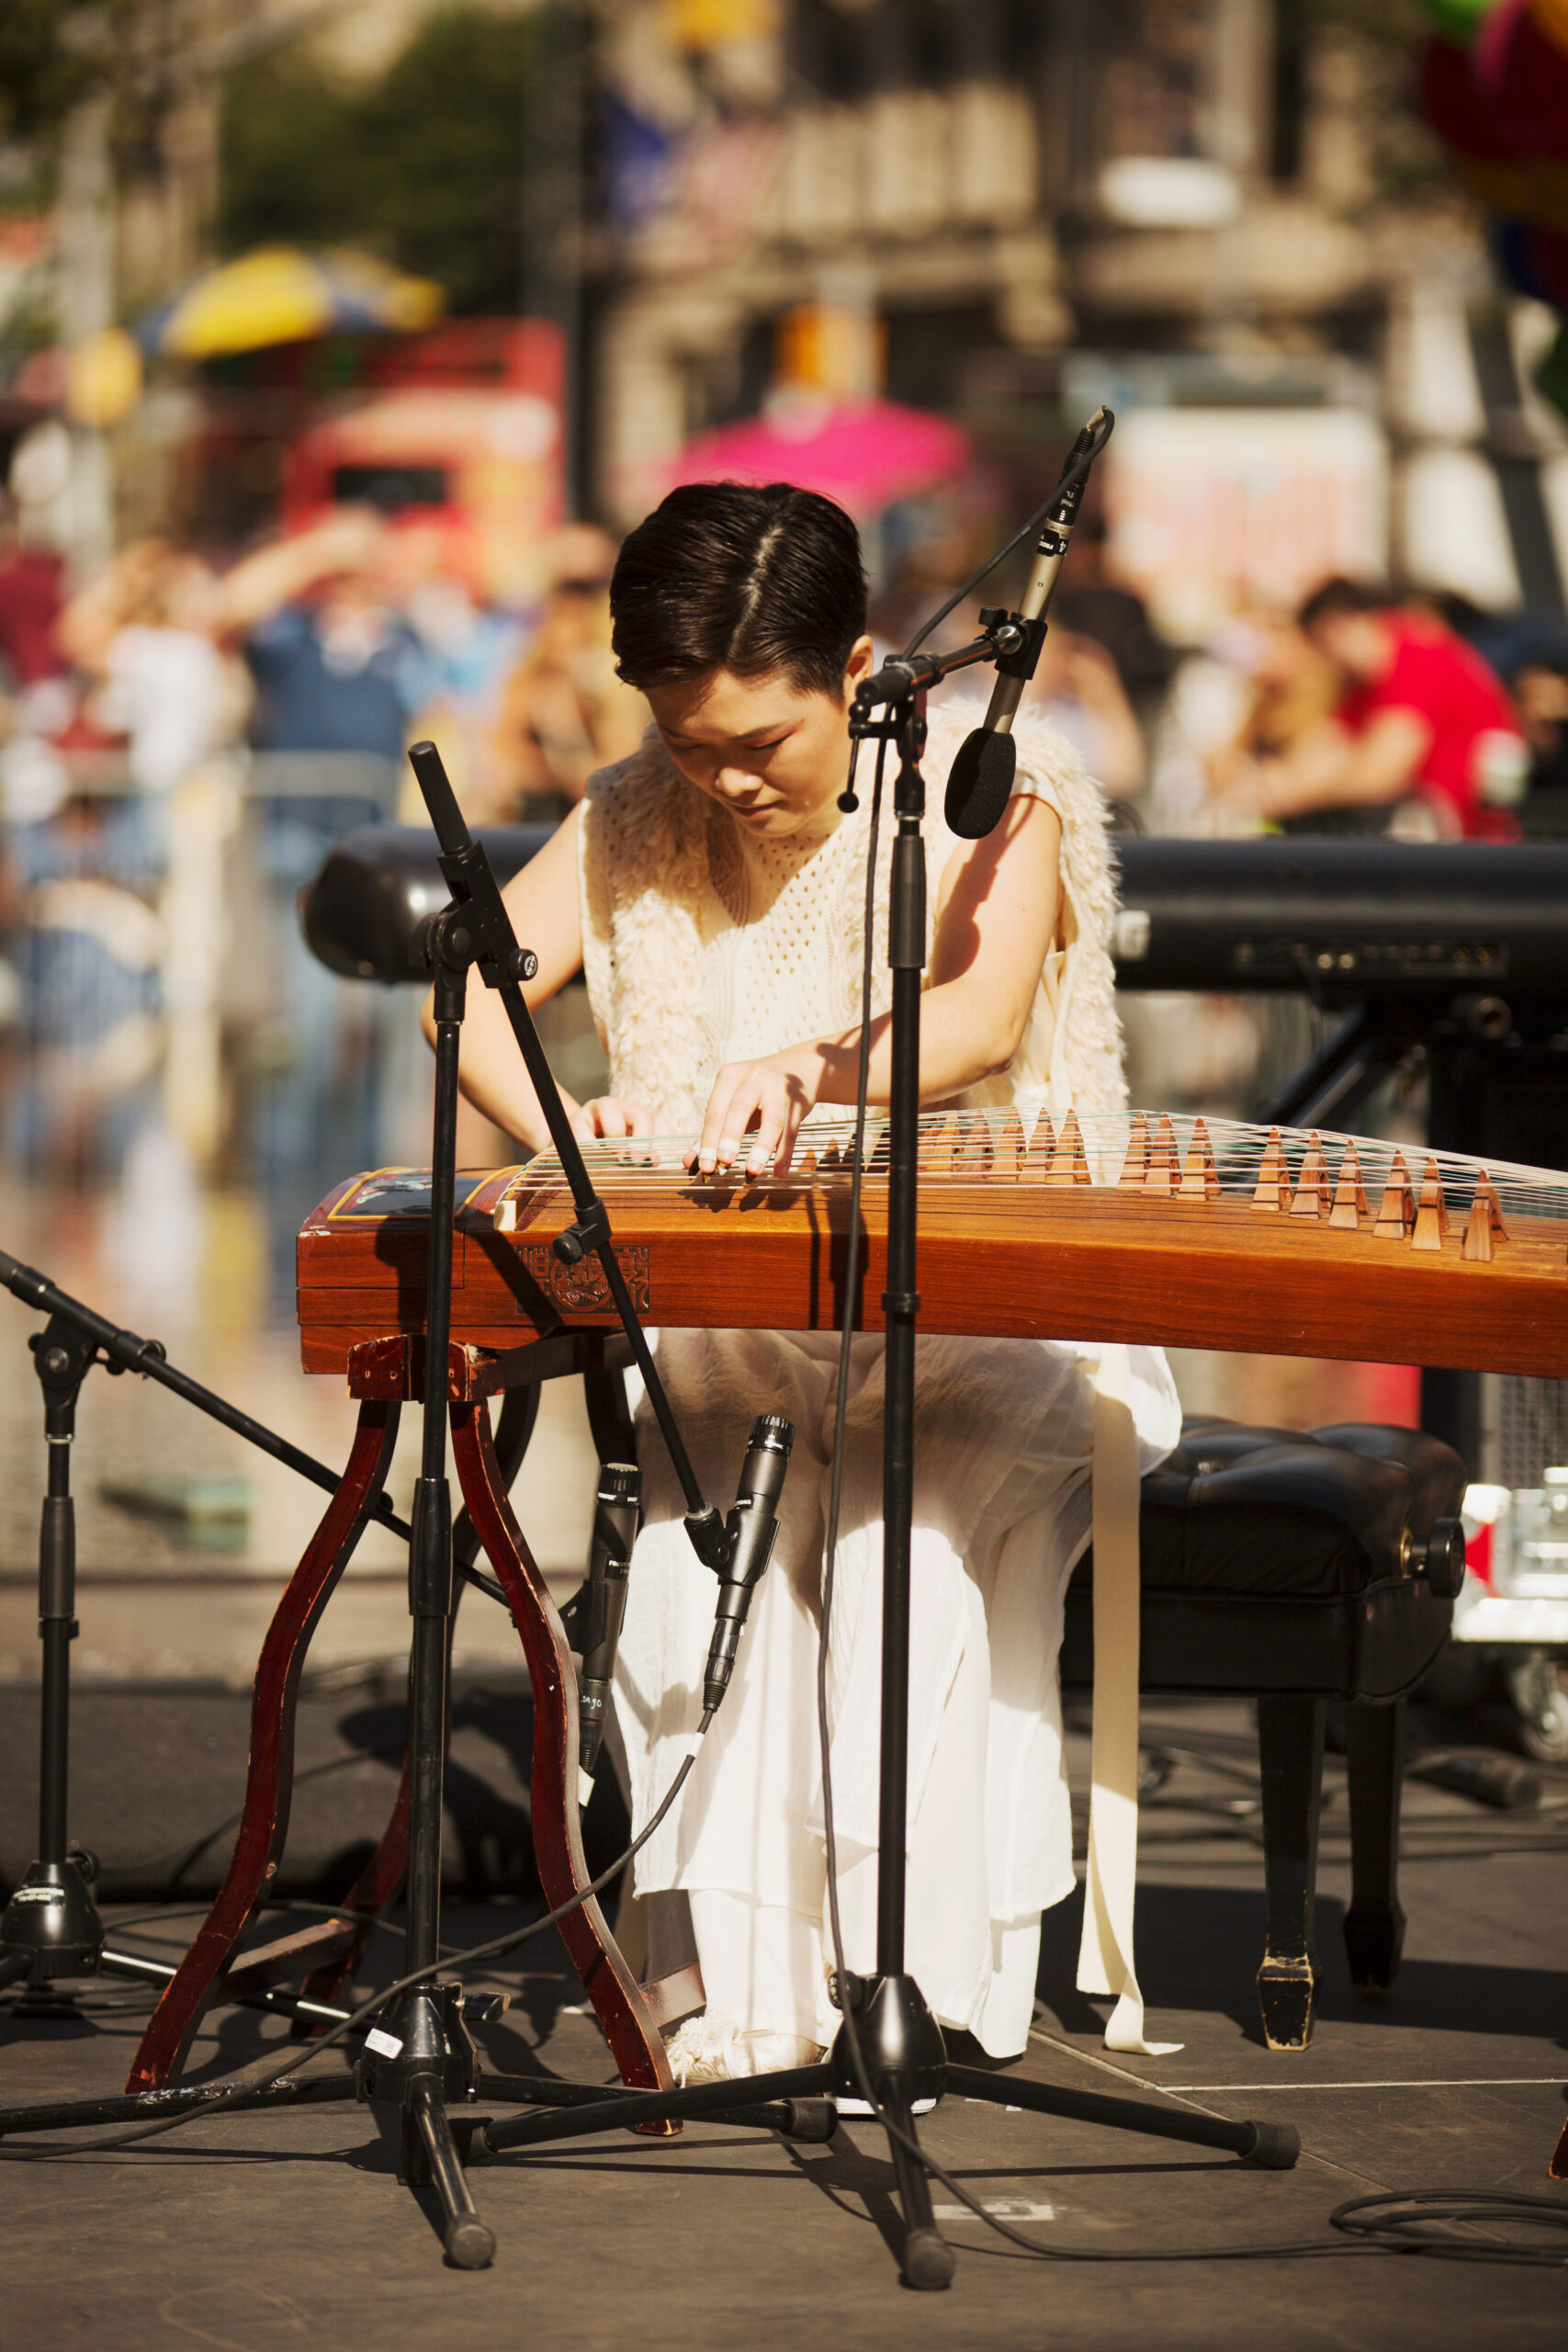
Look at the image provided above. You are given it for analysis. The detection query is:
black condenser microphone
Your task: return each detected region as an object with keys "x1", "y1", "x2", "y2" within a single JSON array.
[
  {"x1": 944, "y1": 406, "x2": 1113, "y2": 841},
  {"x1": 567, "y1": 1462, "x2": 640, "y2": 1798},
  {"x1": 704, "y1": 1415, "x2": 795, "y2": 1715}
]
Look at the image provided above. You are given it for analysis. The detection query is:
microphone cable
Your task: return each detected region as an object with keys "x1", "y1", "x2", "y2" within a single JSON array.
[{"x1": 897, "y1": 412, "x2": 1113, "y2": 665}]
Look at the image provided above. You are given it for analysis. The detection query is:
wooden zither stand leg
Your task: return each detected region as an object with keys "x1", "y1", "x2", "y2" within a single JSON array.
[
  {"x1": 295, "y1": 1384, "x2": 540, "y2": 2019},
  {"x1": 126, "y1": 1333, "x2": 671, "y2": 2105},
  {"x1": 127, "y1": 1398, "x2": 401, "y2": 2092}
]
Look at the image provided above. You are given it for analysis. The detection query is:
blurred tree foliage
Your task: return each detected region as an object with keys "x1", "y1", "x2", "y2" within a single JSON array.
[
  {"x1": 218, "y1": 7, "x2": 540, "y2": 313},
  {"x1": 0, "y1": 1, "x2": 107, "y2": 144}
]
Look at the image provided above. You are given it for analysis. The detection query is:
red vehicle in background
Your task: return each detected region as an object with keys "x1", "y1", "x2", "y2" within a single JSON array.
[
  {"x1": 278, "y1": 319, "x2": 565, "y2": 610},
  {"x1": 187, "y1": 318, "x2": 566, "y2": 611}
]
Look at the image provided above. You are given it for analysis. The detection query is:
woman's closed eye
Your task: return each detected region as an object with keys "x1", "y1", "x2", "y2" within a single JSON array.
[{"x1": 661, "y1": 729, "x2": 795, "y2": 758}]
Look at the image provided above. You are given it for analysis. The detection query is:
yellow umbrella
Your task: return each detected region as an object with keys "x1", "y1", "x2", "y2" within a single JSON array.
[{"x1": 146, "y1": 246, "x2": 444, "y2": 360}]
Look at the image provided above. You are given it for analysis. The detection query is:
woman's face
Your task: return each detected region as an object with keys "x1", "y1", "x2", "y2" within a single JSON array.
[{"x1": 645, "y1": 637, "x2": 874, "y2": 841}]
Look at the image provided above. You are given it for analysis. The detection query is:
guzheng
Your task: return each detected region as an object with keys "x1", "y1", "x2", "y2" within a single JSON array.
[{"x1": 298, "y1": 1110, "x2": 1568, "y2": 1380}]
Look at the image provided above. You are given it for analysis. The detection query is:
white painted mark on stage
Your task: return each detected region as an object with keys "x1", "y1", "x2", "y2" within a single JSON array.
[
  {"x1": 931, "y1": 2199, "x2": 1056, "y2": 2223},
  {"x1": 1159, "y1": 2077, "x2": 1568, "y2": 2092}
]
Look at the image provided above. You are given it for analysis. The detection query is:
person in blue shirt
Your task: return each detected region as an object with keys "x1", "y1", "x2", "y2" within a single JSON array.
[{"x1": 220, "y1": 508, "x2": 433, "y2": 769}]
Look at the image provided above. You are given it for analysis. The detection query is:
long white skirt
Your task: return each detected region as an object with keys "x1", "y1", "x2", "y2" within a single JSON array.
[{"x1": 611, "y1": 1328, "x2": 1179, "y2": 2059}]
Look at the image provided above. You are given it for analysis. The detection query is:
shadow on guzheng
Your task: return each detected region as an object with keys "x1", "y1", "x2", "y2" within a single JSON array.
[{"x1": 122, "y1": 1107, "x2": 1562, "y2": 2090}]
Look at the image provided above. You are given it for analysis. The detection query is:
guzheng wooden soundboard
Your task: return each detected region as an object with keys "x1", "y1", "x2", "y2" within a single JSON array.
[{"x1": 298, "y1": 1109, "x2": 1568, "y2": 1380}]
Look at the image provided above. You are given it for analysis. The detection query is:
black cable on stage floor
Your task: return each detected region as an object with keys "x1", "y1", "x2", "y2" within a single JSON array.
[
  {"x1": 89, "y1": 1897, "x2": 410, "y2": 1941},
  {"x1": 0, "y1": 1731, "x2": 706, "y2": 2161},
  {"x1": 1328, "y1": 2190, "x2": 1568, "y2": 2267}
]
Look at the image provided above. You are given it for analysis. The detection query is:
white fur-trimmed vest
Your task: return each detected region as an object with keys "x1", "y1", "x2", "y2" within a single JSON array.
[{"x1": 577, "y1": 699, "x2": 1130, "y2": 1139}]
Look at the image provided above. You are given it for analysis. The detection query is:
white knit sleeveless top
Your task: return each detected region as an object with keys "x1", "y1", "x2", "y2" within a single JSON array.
[{"x1": 577, "y1": 697, "x2": 1130, "y2": 1140}]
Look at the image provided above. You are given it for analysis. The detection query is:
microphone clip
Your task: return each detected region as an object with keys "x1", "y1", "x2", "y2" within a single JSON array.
[{"x1": 978, "y1": 605, "x2": 1050, "y2": 688}]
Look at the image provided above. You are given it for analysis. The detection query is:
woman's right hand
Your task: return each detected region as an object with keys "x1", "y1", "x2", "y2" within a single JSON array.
[{"x1": 571, "y1": 1096, "x2": 654, "y2": 1146}]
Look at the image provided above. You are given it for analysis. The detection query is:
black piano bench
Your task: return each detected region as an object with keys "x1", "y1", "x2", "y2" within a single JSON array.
[{"x1": 1060, "y1": 1416, "x2": 1467, "y2": 2052}]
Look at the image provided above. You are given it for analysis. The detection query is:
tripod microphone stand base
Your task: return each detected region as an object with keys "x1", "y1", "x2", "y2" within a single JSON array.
[
  {"x1": 0, "y1": 1854, "x2": 106, "y2": 2014},
  {"x1": 829, "y1": 1973, "x2": 953, "y2": 2287},
  {"x1": 356, "y1": 1982, "x2": 496, "y2": 2269},
  {"x1": 464, "y1": 2033, "x2": 1298, "y2": 2289}
]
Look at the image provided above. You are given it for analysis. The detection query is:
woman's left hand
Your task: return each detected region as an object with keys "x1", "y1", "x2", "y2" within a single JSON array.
[{"x1": 690, "y1": 1046, "x2": 824, "y2": 1180}]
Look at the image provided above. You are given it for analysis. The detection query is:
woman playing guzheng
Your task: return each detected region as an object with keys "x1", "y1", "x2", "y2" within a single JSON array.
[{"x1": 439, "y1": 483, "x2": 1181, "y2": 2078}]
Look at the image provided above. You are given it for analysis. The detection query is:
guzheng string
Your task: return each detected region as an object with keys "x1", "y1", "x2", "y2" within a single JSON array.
[{"x1": 501, "y1": 1110, "x2": 1568, "y2": 1227}]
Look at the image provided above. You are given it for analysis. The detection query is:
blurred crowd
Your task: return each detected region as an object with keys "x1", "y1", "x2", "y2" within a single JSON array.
[
  {"x1": 0, "y1": 501, "x2": 651, "y2": 1186},
  {"x1": 3, "y1": 489, "x2": 1564, "y2": 872},
  {"x1": 874, "y1": 514, "x2": 1567, "y2": 846},
  {"x1": 0, "y1": 503, "x2": 650, "y2": 837},
  {"x1": 0, "y1": 481, "x2": 1565, "y2": 1180}
]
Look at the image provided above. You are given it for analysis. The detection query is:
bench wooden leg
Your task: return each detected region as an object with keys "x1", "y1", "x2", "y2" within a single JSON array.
[
  {"x1": 1255, "y1": 1695, "x2": 1325, "y2": 2052},
  {"x1": 1342, "y1": 1697, "x2": 1406, "y2": 1998}
]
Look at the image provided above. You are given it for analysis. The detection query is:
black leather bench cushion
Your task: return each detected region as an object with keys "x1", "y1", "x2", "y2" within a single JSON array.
[
  {"x1": 1061, "y1": 1418, "x2": 1466, "y2": 1702},
  {"x1": 1084, "y1": 1419, "x2": 1466, "y2": 1600}
]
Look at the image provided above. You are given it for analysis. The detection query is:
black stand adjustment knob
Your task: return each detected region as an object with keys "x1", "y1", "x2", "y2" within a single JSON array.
[{"x1": 1406, "y1": 1517, "x2": 1466, "y2": 1600}]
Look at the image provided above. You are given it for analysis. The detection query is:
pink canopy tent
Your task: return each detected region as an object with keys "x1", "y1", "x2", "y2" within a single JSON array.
[{"x1": 668, "y1": 394, "x2": 970, "y2": 512}]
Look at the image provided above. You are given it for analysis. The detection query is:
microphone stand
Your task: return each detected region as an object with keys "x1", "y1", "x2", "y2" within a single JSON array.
[
  {"x1": 0, "y1": 741, "x2": 818, "y2": 2267},
  {"x1": 340, "y1": 743, "x2": 800, "y2": 2261},
  {"x1": 0, "y1": 1255, "x2": 510, "y2": 2024},
  {"x1": 463, "y1": 594, "x2": 1298, "y2": 2292}
]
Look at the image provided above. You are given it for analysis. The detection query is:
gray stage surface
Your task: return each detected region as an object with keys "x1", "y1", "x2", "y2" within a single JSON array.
[{"x1": 2, "y1": 1693, "x2": 1565, "y2": 2351}]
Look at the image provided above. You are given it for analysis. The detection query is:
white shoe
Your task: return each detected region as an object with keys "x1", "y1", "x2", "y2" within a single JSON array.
[{"x1": 663, "y1": 2011, "x2": 827, "y2": 2086}]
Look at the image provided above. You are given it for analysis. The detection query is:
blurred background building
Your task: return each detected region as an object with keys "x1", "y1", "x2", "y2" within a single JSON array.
[
  {"x1": 0, "y1": 0, "x2": 1566, "y2": 1691},
  {"x1": 0, "y1": 4, "x2": 1562, "y2": 609}
]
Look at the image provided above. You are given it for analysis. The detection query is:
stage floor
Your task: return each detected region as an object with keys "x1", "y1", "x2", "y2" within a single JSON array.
[{"x1": 3, "y1": 1697, "x2": 1563, "y2": 2350}]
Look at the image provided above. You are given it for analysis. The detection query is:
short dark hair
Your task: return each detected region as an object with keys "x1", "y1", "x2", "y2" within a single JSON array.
[
  {"x1": 1297, "y1": 577, "x2": 1387, "y2": 630},
  {"x1": 609, "y1": 482, "x2": 868, "y2": 698}
]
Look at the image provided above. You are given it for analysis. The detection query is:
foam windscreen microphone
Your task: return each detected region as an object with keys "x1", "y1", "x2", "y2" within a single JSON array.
[
  {"x1": 942, "y1": 729, "x2": 1018, "y2": 842},
  {"x1": 944, "y1": 406, "x2": 1112, "y2": 841}
]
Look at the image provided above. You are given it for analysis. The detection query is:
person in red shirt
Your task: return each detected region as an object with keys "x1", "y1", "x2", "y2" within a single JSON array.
[
  {"x1": 1227, "y1": 578, "x2": 1527, "y2": 838},
  {"x1": 0, "y1": 526, "x2": 66, "y2": 689}
]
